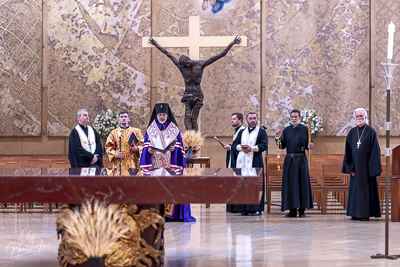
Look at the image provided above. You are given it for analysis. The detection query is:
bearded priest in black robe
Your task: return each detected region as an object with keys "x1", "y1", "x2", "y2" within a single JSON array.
[
  {"x1": 274, "y1": 109, "x2": 314, "y2": 218},
  {"x1": 342, "y1": 108, "x2": 381, "y2": 221},
  {"x1": 231, "y1": 112, "x2": 268, "y2": 216}
]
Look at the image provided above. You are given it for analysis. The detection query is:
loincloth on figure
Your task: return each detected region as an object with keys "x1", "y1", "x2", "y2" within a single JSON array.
[{"x1": 181, "y1": 93, "x2": 204, "y2": 108}]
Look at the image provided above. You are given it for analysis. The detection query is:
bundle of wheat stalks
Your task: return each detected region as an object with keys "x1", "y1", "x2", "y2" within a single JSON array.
[
  {"x1": 181, "y1": 130, "x2": 205, "y2": 149},
  {"x1": 60, "y1": 200, "x2": 130, "y2": 267}
]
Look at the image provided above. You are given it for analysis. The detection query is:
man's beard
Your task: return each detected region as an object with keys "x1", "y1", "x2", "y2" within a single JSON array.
[
  {"x1": 292, "y1": 119, "x2": 300, "y2": 126},
  {"x1": 232, "y1": 122, "x2": 240, "y2": 128},
  {"x1": 158, "y1": 119, "x2": 166, "y2": 124},
  {"x1": 356, "y1": 119, "x2": 365, "y2": 126}
]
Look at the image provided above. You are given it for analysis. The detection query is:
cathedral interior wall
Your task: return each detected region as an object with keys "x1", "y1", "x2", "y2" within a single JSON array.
[{"x1": 1, "y1": 0, "x2": 400, "y2": 165}]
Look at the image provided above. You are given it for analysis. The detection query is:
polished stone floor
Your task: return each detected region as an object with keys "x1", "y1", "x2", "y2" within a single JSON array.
[{"x1": 1, "y1": 203, "x2": 400, "y2": 267}]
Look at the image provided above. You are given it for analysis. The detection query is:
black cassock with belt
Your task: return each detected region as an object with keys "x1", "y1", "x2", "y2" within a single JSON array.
[
  {"x1": 279, "y1": 124, "x2": 313, "y2": 211},
  {"x1": 341, "y1": 124, "x2": 381, "y2": 218}
]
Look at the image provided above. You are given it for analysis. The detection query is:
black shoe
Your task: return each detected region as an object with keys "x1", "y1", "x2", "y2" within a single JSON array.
[
  {"x1": 229, "y1": 210, "x2": 240, "y2": 213},
  {"x1": 351, "y1": 217, "x2": 369, "y2": 221},
  {"x1": 247, "y1": 211, "x2": 262, "y2": 216},
  {"x1": 285, "y1": 212, "x2": 297, "y2": 218},
  {"x1": 299, "y1": 213, "x2": 306, "y2": 218},
  {"x1": 241, "y1": 211, "x2": 249, "y2": 216}
]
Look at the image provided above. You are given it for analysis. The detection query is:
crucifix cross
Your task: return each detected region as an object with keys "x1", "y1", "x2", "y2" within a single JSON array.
[
  {"x1": 357, "y1": 140, "x2": 361, "y2": 149},
  {"x1": 142, "y1": 16, "x2": 247, "y2": 60}
]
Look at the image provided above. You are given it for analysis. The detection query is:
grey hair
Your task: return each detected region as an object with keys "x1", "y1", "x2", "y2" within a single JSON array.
[
  {"x1": 353, "y1": 108, "x2": 369, "y2": 124},
  {"x1": 77, "y1": 109, "x2": 87, "y2": 117}
]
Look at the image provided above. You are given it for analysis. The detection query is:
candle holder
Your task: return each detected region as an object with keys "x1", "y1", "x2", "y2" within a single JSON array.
[{"x1": 370, "y1": 59, "x2": 398, "y2": 260}]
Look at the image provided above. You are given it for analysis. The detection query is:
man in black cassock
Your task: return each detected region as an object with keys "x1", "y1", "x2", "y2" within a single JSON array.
[
  {"x1": 223, "y1": 113, "x2": 246, "y2": 168},
  {"x1": 68, "y1": 109, "x2": 104, "y2": 168},
  {"x1": 231, "y1": 112, "x2": 268, "y2": 216},
  {"x1": 341, "y1": 108, "x2": 381, "y2": 221},
  {"x1": 223, "y1": 112, "x2": 246, "y2": 213},
  {"x1": 274, "y1": 109, "x2": 314, "y2": 218}
]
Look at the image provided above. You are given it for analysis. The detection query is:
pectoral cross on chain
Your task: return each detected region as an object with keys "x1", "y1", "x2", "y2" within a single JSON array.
[{"x1": 357, "y1": 140, "x2": 361, "y2": 149}]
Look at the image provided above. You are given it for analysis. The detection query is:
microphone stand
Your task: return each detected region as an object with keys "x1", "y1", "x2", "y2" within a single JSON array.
[
  {"x1": 370, "y1": 58, "x2": 398, "y2": 260},
  {"x1": 260, "y1": 124, "x2": 268, "y2": 205}
]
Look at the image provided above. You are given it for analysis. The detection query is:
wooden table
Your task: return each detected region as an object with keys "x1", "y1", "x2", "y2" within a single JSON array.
[
  {"x1": 193, "y1": 157, "x2": 211, "y2": 168},
  {"x1": 192, "y1": 157, "x2": 211, "y2": 207},
  {"x1": 0, "y1": 168, "x2": 261, "y2": 204}
]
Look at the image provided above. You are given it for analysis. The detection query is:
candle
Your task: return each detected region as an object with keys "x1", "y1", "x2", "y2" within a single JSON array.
[{"x1": 388, "y1": 22, "x2": 395, "y2": 59}]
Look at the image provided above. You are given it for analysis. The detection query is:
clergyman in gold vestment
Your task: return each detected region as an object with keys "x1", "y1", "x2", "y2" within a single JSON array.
[{"x1": 105, "y1": 111, "x2": 144, "y2": 169}]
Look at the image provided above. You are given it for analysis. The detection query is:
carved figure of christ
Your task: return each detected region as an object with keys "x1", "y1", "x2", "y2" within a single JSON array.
[{"x1": 142, "y1": 16, "x2": 247, "y2": 131}]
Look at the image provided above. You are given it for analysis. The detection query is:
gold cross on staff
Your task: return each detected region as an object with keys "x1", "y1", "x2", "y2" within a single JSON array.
[{"x1": 142, "y1": 16, "x2": 247, "y2": 60}]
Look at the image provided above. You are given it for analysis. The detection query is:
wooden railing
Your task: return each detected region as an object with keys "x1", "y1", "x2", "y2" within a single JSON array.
[{"x1": 0, "y1": 155, "x2": 112, "y2": 168}]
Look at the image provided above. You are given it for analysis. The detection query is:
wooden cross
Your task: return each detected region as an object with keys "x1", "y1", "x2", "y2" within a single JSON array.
[{"x1": 142, "y1": 16, "x2": 247, "y2": 60}]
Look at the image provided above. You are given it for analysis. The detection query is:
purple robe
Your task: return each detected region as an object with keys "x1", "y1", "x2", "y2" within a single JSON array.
[{"x1": 139, "y1": 120, "x2": 195, "y2": 222}]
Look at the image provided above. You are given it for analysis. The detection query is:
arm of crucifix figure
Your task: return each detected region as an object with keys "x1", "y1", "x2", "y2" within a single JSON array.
[
  {"x1": 148, "y1": 37, "x2": 179, "y2": 66},
  {"x1": 203, "y1": 36, "x2": 242, "y2": 67}
]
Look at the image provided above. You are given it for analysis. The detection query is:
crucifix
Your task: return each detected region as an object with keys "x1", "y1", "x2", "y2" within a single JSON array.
[
  {"x1": 142, "y1": 16, "x2": 247, "y2": 60},
  {"x1": 357, "y1": 140, "x2": 361, "y2": 149},
  {"x1": 142, "y1": 16, "x2": 247, "y2": 131}
]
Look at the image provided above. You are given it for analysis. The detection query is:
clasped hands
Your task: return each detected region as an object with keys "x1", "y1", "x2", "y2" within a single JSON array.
[
  {"x1": 90, "y1": 154, "x2": 99, "y2": 165},
  {"x1": 242, "y1": 146, "x2": 252, "y2": 153}
]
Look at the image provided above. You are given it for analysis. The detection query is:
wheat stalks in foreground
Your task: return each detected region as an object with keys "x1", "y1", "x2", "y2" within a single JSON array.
[{"x1": 61, "y1": 200, "x2": 130, "y2": 266}]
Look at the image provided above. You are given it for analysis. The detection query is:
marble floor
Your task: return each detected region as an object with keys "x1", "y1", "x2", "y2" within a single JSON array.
[{"x1": 1, "y1": 203, "x2": 400, "y2": 267}]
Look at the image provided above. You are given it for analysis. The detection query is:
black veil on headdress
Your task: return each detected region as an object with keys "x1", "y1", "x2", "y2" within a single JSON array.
[{"x1": 147, "y1": 103, "x2": 179, "y2": 128}]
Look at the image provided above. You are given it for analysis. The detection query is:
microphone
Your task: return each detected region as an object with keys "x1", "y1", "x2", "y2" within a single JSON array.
[
  {"x1": 260, "y1": 124, "x2": 267, "y2": 130},
  {"x1": 213, "y1": 136, "x2": 224, "y2": 147}
]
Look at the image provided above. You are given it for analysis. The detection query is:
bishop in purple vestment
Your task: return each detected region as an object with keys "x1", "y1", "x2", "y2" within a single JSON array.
[{"x1": 140, "y1": 103, "x2": 195, "y2": 222}]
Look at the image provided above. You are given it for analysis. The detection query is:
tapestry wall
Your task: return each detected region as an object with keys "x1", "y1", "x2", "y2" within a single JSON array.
[
  {"x1": 47, "y1": 0, "x2": 151, "y2": 136},
  {"x1": 0, "y1": 0, "x2": 379, "y2": 138},
  {"x1": 374, "y1": 0, "x2": 400, "y2": 135},
  {"x1": 264, "y1": 0, "x2": 370, "y2": 136},
  {"x1": 0, "y1": 0, "x2": 42, "y2": 136},
  {"x1": 154, "y1": 0, "x2": 261, "y2": 136}
]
